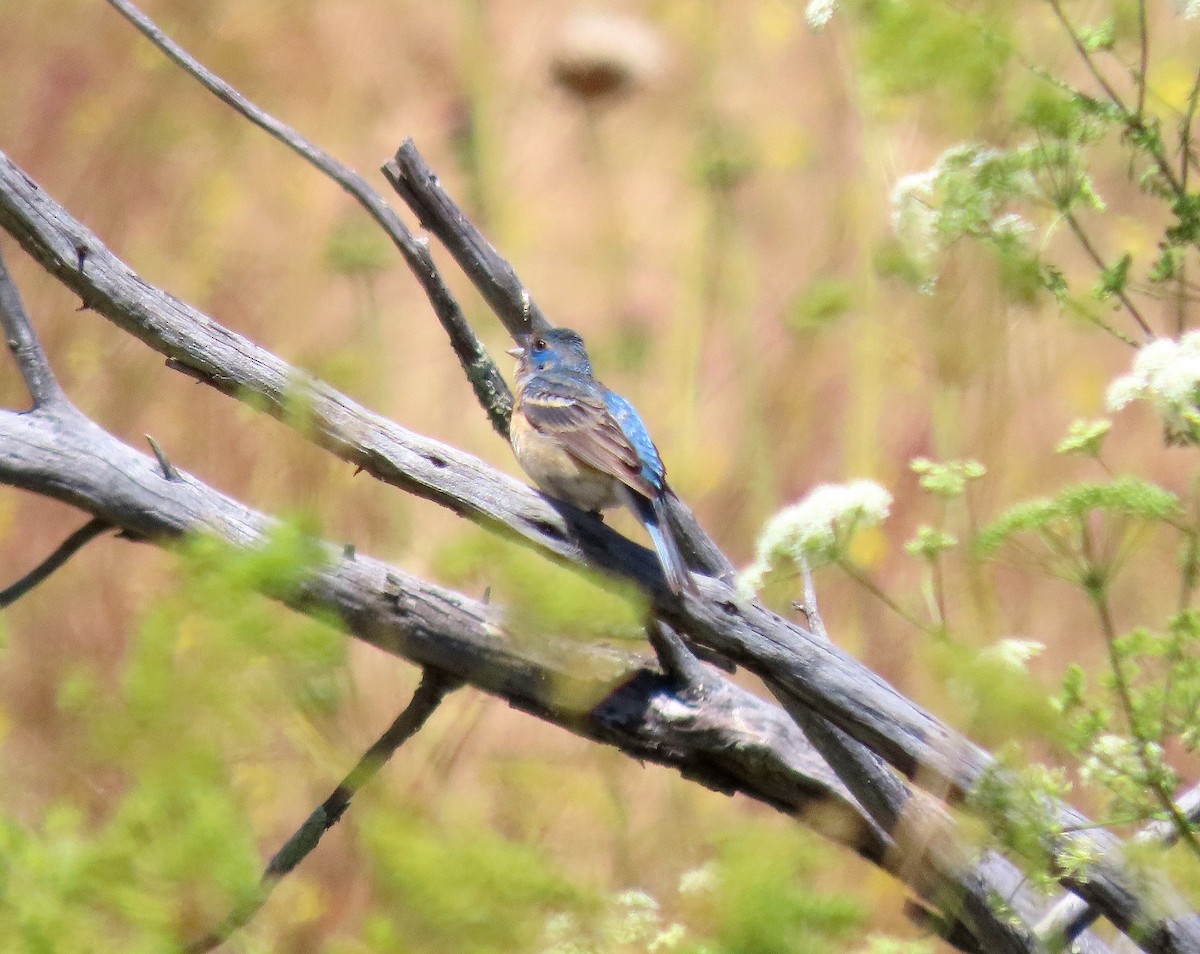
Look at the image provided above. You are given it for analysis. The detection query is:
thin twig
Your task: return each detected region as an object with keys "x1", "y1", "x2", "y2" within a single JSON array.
[
  {"x1": 0, "y1": 517, "x2": 113, "y2": 608},
  {"x1": 1063, "y1": 212, "x2": 1155, "y2": 340},
  {"x1": 0, "y1": 244, "x2": 64, "y2": 407},
  {"x1": 1135, "y1": 0, "x2": 1148, "y2": 120},
  {"x1": 799, "y1": 557, "x2": 829, "y2": 641},
  {"x1": 1181, "y1": 67, "x2": 1200, "y2": 193},
  {"x1": 102, "y1": 0, "x2": 513, "y2": 438},
  {"x1": 186, "y1": 668, "x2": 461, "y2": 953},
  {"x1": 1045, "y1": 0, "x2": 1127, "y2": 112},
  {"x1": 145, "y1": 434, "x2": 180, "y2": 481},
  {"x1": 1045, "y1": 0, "x2": 1187, "y2": 202},
  {"x1": 383, "y1": 144, "x2": 552, "y2": 338}
]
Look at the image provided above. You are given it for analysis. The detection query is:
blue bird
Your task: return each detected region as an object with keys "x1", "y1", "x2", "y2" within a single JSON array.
[{"x1": 507, "y1": 327, "x2": 696, "y2": 595}]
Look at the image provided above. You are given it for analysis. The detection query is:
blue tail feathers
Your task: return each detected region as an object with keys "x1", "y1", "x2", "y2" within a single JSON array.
[{"x1": 633, "y1": 492, "x2": 696, "y2": 595}]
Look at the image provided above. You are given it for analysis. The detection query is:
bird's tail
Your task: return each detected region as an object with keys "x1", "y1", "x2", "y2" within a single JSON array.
[{"x1": 632, "y1": 492, "x2": 696, "y2": 595}]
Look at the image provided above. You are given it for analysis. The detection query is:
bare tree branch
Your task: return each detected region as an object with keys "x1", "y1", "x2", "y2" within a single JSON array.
[
  {"x1": 1, "y1": 153, "x2": 1194, "y2": 951},
  {"x1": 0, "y1": 242, "x2": 65, "y2": 408},
  {"x1": 0, "y1": 516, "x2": 112, "y2": 608},
  {"x1": 382, "y1": 145, "x2": 553, "y2": 337},
  {"x1": 0, "y1": 399, "x2": 875, "y2": 849},
  {"x1": 186, "y1": 668, "x2": 461, "y2": 954},
  {"x1": 1, "y1": 395, "x2": 1117, "y2": 952},
  {"x1": 1037, "y1": 783, "x2": 1200, "y2": 949},
  {"x1": 785, "y1": 561, "x2": 1045, "y2": 954},
  {"x1": 100, "y1": 0, "x2": 513, "y2": 438}
]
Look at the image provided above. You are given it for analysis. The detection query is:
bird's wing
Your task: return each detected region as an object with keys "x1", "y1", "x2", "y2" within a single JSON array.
[
  {"x1": 602, "y1": 389, "x2": 666, "y2": 491},
  {"x1": 520, "y1": 375, "x2": 658, "y2": 499}
]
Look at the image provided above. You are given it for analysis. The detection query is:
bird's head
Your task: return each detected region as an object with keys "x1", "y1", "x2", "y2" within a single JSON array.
[{"x1": 508, "y1": 327, "x2": 593, "y2": 376}]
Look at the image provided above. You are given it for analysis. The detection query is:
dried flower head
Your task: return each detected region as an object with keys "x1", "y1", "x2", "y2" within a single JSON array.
[{"x1": 551, "y1": 12, "x2": 666, "y2": 103}]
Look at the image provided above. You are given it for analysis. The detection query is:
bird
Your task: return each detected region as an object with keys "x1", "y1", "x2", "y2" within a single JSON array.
[{"x1": 507, "y1": 327, "x2": 696, "y2": 595}]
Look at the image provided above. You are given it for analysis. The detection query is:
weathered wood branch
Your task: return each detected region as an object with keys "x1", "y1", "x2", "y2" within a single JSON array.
[
  {"x1": 0, "y1": 345, "x2": 1103, "y2": 954},
  {"x1": 1036, "y1": 784, "x2": 1200, "y2": 949},
  {"x1": 0, "y1": 150, "x2": 1001, "y2": 800},
  {"x1": 0, "y1": 397, "x2": 868, "y2": 836},
  {"x1": 0, "y1": 239, "x2": 65, "y2": 408},
  {"x1": 1, "y1": 151, "x2": 1195, "y2": 951}
]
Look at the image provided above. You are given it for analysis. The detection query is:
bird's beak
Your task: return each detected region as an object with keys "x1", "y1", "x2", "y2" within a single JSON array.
[{"x1": 506, "y1": 346, "x2": 525, "y2": 358}]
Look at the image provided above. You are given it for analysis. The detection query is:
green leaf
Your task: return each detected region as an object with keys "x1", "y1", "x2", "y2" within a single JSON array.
[
  {"x1": 976, "y1": 477, "x2": 1181, "y2": 556},
  {"x1": 1055, "y1": 418, "x2": 1111, "y2": 457},
  {"x1": 1093, "y1": 253, "x2": 1132, "y2": 302},
  {"x1": 1080, "y1": 19, "x2": 1115, "y2": 52}
]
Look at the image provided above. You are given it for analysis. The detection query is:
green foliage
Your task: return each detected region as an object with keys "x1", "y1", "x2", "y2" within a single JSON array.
[
  {"x1": 904, "y1": 525, "x2": 957, "y2": 560},
  {"x1": 926, "y1": 638, "x2": 1059, "y2": 744},
  {"x1": 1056, "y1": 418, "x2": 1111, "y2": 458},
  {"x1": 968, "y1": 753, "x2": 1074, "y2": 891},
  {"x1": 975, "y1": 477, "x2": 1181, "y2": 565},
  {"x1": 910, "y1": 458, "x2": 985, "y2": 500},
  {"x1": 433, "y1": 531, "x2": 644, "y2": 643},
  {"x1": 700, "y1": 823, "x2": 864, "y2": 954},
  {"x1": 788, "y1": 277, "x2": 856, "y2": 332},
  {"x1": 856, "y1": 937, "x2": 935, "y2": 954},
  {"x1": 348, "y1": 810, "x2": 585, "y2": 954},
  {"x1": 1093, "y1": 252, "x2": 1133, "y2": 303},
  {"x1": 1079, "y1": 19, "x2": 1115, "y2": 53},
  {"x1": 1058, "y1": 611, "x2": 1200, "y2": 818},
  {"x1": 0, "y1": 523, "x2": 348, "y2": 951},
  {"x1": 856, "y1": 0, "x2": 1012, "y2": 122}
]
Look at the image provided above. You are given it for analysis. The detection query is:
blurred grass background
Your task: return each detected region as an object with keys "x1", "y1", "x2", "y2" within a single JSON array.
[{"x1": 2, "y1": 0, "x2": 1200, "y2": 950}]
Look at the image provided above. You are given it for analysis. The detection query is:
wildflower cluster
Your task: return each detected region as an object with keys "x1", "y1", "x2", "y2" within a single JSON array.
[
  {"x1": 1107, "y1": 333, "x2": 1200, "y2": 445},
  {"x1": 740, "y1": 480, "x2": 892, "y2": 594}
]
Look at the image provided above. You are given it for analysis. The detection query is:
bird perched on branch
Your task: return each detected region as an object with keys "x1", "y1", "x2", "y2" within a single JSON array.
[{"x1": 508, "y1": 327, "x2": 696, "y2": 595}]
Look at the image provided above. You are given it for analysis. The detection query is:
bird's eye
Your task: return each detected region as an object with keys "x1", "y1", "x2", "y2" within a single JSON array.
[{"x1": 533, "y1": 337, "x2": 547, "y2": 350}]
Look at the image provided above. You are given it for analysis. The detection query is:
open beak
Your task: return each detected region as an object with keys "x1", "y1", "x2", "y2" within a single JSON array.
[{"x1": 506, "y1": 346, "x2": 525, "y2": 358}]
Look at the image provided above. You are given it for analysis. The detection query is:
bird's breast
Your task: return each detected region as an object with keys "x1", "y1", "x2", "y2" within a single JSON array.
[{"x1": 510, "y1": 409, "x2": 621, "y2": 512}]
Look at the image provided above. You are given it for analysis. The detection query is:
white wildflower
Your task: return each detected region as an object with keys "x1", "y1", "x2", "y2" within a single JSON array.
[
  {"x1": 606, "y1": 890, "x2": 661, "y2": 945},
  {"x1": 805, "y1": 0, "x2": 838, "y2": 29},
  {"x1": 540, "y1": 912, "x2": 585, "y2": 954},
  {"x1": 1180, "y1": 0, "x2": 1200, "y2": 18},
  {"x1": 740, "y1": 480, "x2": 892, "y2": 592},
  {"x1": 678, "y1": 863, "x2": 719, "y2": 895},
  {"x1": 890, "y1": 143, "x2": 1037, "y2": 288},
  {"x1": 983, "y1": 638, "x2": 1044, "y2": 672},
  {"x1": 1080, "y1": 734, "x2": 1143, "y2": 787},
  {"x1": 1106, "y1": 333, "x2": 1200, "y2": 443},
  {"x1": 991, "y1": 212, "x2": 1034, "y2": 239},
  {"x1": 650, "y1": 924, "x2": 688, "y2": 951},
  {"x1": 1104, "y1": 375, "x2": 1144, "y2": 412}
]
